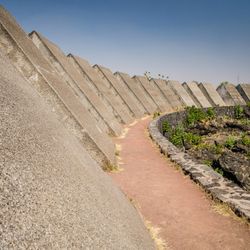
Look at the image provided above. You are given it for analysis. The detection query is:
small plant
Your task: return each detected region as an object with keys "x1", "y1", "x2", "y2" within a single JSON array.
[
  {"x1": 169, "y1": 124, "x2": 186, "y2": 147},
  {"x1": 203, "y1": 159, "x2": 212, "y2": 167},
  {"x1": 185, "y1": 106, "x2": 207, "y2": 126},
  {"x1": 153, "y1": 111, "x2": 161, "y2": 119},
  {"x1": 241, "y1": 134, "x2": 250, "y2": 146},
  {"x1": 162, "y1": 120, "x2": 171, "y2": 133},
  {"x1": 234, "y1": 105, "x2": 244, "y2": 119},
  {"x1": 184, "y1": 132, "x2": 202, "y2": 146},
  {"x1": 214, "y1": 167, "x2": 224, "y2": 176},
  {"x1": 247, "y1": 102, "x2": 250, "y2": 108},
  {"x1": 206, "y1": 107, "x2": 216, "y2": 119},
  {"x1": 224, "y1": 136, "x2": 237, "y2": 149},
  {"x1": 211, "y1": 143, "x2": 223, "y2": 155}
]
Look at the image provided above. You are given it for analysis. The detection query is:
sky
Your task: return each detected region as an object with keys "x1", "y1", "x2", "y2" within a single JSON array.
[{"x1": 1, "y1": 0, "x2": 250, "y2": 85}]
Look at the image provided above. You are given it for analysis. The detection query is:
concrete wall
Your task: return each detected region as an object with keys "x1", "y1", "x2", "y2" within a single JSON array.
[
  {"x1": 183, "y1": 82, "x2": 212, "y2": 107},
  {"x1": 217, "y1": 83, "x2": 246, "y2": 106},
  {"x1": 116, "y1": 72, "x2": 158, "y2": 114},
  {"x1": 168, "y1": 80, "x2": 196, "y2": 107},
  {"x1": 236, "y1": 84, "x2": 250, "y2": 103},
  {"x1": 68, "y1": 55, "x2": 133, "y2": 124},
  {"x1": 0, "y1": 6, "x2": 115, "y2": 167},
  {"x1": 94, "y1": 65, "x2": 144, "y2": 119},
  {"x1": 198, "y1": 82, "x2": 226, "y2": 106},
  {"x1": 152, "y1": 78, "x2": 183, "y2": 110},
  {"x1": 0, "y1": 49, "x2": 154, "y2": 249},
  {"x1": 29, "y1": 31, "x2": 122, "y2": 136}
]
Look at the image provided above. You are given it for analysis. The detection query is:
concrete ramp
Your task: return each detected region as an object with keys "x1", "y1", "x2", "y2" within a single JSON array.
[
  {"x1": 217, "y1": 83, "x2": 246, "y2": 106},
  {"x1": 116, "y1": 72, "x2": 158, "y2": 114},
  {"x1": 68, "y1": 55, "x2": 133, "y2": 124},
  {"x1": 182, "y1": 82, "x2": 212, "y2": 107},
  {"x1": 0, "y1": 50, "x2": 154, "y2": 249},
  {"x1": 153, "y1": 78, "x2": 183, "y2": 110},
  {"x1": 0, "y1": 6, "x2": 115, "y2": 167},
  {"x1": 199, "y1": 82, "x2": 226, "y2": 106},
  {"x1": 168, "y1": 80, "x2": 196, "y2": 107},
  {"x1": 94, "y1": 65, "x2": 144, "y2": 119},
  {"x1": 236, "y1": 84, "x2": 250, "y2": 103},
  {"x1": 29, "y1": 31, "x2": 122, "y2": 136},
  {"x1": 133, "y1": 75, "x2": 169, "y2": 112}
]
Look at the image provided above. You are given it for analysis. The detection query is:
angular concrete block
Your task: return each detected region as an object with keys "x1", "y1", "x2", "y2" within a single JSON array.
[
  {"x1": 217, "y1": 83, "x2": 246, "y2": 106},
  {"x1": 68, "y1": 55, "x2": 133, "y2": 124},
  {"x1": 167, "y1": 80, "x2": 196, "y2": 107},
  {"x1": 29, "y1": 31, "x2": 122, "y2": 136},
  {"x1": 133, "y1": 75, "x2": 169, "y2": 113},
  {"x1": 116, "y1": 72, "x2": 158, "y2": 114},
  {"x1": 198, "y1": 82, "x2": 226, "y2": 106},
  {"x1": 153, "y1": 78, "x2": 183, "y2": 110},
  {"x1": 94, "y1": 65, "x2": 144, "y2": 119},
  {"x1": 182, "y1": 82, "x2": 212, "y2": 107},
  {"x1": 115, "y1": 72, "x2": 148, "y2": 116},
  {"x1": 0, "y1": 50, "x2": 154, "y2": 249},
  {"x1": 0, "y1": 6, "x2": 115, "y2": 166},
  {"x1": 236, "y1": 84, "x2": 250, "y2": 103}
]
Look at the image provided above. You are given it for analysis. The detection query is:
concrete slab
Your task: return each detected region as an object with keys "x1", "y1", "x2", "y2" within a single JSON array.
[
  {"x1": 236, "y1": 84, "x2": 250, "y2": 103},
  {"x1": 217, "y1": 83, "x2": 246, "y2": 106},
  {"x1": 152, "y1": 78, "x2": 183, "y2": 110},
  {"x1": 29, "y1": 31, "x2": 122, "y2": 136},
  {"x1": 168, "y1": 80, "x2": 196, "y2": 107},
  {"x1": 0, "y1": 6, "x2": 115, "y2": 166},
  {"x1": 133, "y1": 75, "x2": 169, "y2": 112},
  {"x1": 182, "y1": 82, "x2": 212, "y2": 107},
  {"x1": 94, "y1": 65, "x2": 144, "y2": 118},
  {"x1": 116, "y1": 72, "x2": 158, "y2": 114},
  {"x1": 67, "y1": 55, "x2": 133, "y2": 124},
  {"x1": 199, "y1": 82, "x2": 226, "y2": 106},
  {"x1": 0, "y1": 49, "x2": 154, "y2": 250}
]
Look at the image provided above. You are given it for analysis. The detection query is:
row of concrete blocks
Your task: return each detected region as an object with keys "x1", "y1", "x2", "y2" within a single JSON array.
[{"x1": 0, "y1": 6, "x2": 249, "y2": 170}]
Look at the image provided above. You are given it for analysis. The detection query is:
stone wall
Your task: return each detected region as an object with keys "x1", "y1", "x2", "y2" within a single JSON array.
[{"x1": 149, "y1": 106, "x2": 250, "y2": 221}]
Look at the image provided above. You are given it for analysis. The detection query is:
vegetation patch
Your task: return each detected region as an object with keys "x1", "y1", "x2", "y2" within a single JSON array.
[{"x1": 162, "y1": 106, "x2": 250, "y2": 191}]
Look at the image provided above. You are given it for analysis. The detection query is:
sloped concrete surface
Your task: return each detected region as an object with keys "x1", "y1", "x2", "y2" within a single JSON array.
[
  {"x1": 0, "y1": 51, "x2": 154, "y2": 249},
  {"x1": 0, "y1": 6, "x2": 115, "y2": 166},
  {"x1": 183, "y1": 82, "x2": 212, "y2": 107},
  {"x1": 236, "y1": 84, "x2": 250, "y2": 103},
  {"x1": 217, "y1": 83, "x2": 246, "y2": 106},
  {"x1": 168, "y1": 80, "x2": 196, "y2": 107},
  {"x1": 199, "y1": 82, "x2": 226, "y2": 106}
]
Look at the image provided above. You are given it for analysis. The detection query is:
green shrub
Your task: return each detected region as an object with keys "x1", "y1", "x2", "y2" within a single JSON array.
[
  {"x1": 224, "y1": 136, "x2": 237, "y2": 149},
  {"x1": 210, "y1": 144, "x2": 223, "y2": 155},
  {"x1": 241, "y1": 134, "x2": 250, "y2": 146},
  {"x1": 214, "y1": 167, "x2": 224, "y2": 176},
  {"x1": 169, "y1": 125, "x2": 185, "y2": 147},
  {"x1": 203, "y1": 159, "x2": 212, "y2": 167},
  {"x1": 234, "y1": 105, "x2": 244, "y2": 119},
  {"x1": 185, "y1": 106, "x2": 207, "y2": 126},
  {"x1": 206, "y1": 107, "x2": 216, "y2": 119},
  {"x1": 184, "y1": 132, "x2": 202, "y2": 146},
  {"x1": 162, "y1": 120, "x2": 171, "y2": 133}
]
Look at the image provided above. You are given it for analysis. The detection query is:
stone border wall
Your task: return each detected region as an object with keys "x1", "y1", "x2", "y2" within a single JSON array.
[{"x1": 148, "y1": 106, "x2": 250, "y2": 221}]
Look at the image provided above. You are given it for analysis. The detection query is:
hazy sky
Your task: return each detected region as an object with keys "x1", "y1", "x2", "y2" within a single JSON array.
[{"x1": 1, "y1": 0, "x2": 250, "y2": 85}]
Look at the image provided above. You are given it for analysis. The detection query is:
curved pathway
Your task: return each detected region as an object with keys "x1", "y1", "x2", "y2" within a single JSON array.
[{"x1": 110, "y1": 117, "x2": 250, "y2": 250}]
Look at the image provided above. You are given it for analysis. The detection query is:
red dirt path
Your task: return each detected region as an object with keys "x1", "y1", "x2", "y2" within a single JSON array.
[{"x1": 109, "y1": 117, "x2": 250, "y2": 250}]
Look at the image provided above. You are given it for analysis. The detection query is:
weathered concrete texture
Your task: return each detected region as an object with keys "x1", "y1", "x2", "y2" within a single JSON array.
[
  {"x1": 236, "y1": 84, "x2": 250, "y2": 103},
  {"x1": 149, "y1": 110, "x2": 250, "y2": 221},
  {"x1": 29, "y1": 31, "x2": 122, "y2": 136},
  {"x1": 198, "y1": 82, "x2": 226, "y2": 107},
  {"x1": 0, "y1": 6, "x2": 115, "y2": 167},
  {"x1": 217, "y1": 83, "x2": 246, "y2": 106},
  {"x1": 94, "y1": 65, "x2": 144, "y2": 119},
  {"x1": 0, "y1": 51, "x2": 155, "y2": 249},
  {"x1": 116, "y1": 72, "x2": 158, "y2": 114},
  {"x1": 168, "y1": 80, "x2": 197, "y2": 107},
  {"x1": 182, "y1": 81, "x2": 212, "y2": 107},
  {"x1": 133, "y1": 75, "x2": 169, "y2": 112},
  {"x1": 67, "y1": 55, "x2": 132, "y2": 124},
  {"x1": 115, "y1": 72, "x2": 148, "y2": 115},
  {"x1": 152, "y1": 78, "x2": 183, "y2": 110}
]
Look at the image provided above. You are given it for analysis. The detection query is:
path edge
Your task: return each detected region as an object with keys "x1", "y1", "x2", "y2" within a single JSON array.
[{"x1": 148, "y1": 114, "x2": 250, "y2": 221}]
